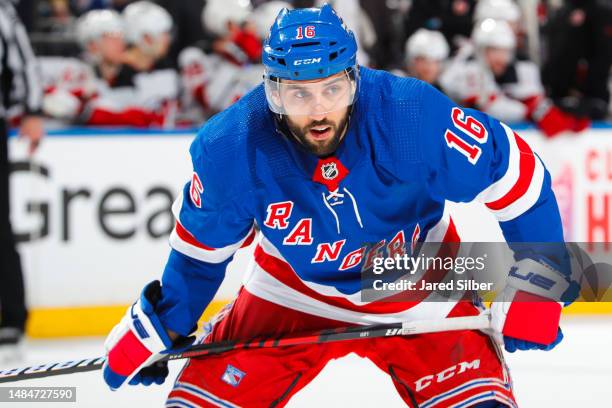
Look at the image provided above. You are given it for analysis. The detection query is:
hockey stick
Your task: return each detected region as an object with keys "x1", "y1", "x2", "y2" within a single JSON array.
[{"x1": 0, "y1": 312, "x2": 491, "y2": 383}]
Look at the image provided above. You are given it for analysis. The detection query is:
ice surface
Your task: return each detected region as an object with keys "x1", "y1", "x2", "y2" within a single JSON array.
[{"x1": 1, "y1": 316, "x2": 610, "y2": 407}]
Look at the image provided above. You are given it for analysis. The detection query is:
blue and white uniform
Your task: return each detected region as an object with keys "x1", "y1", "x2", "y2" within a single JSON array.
[
  {"x1": 101, "y1": 6, "x2": 566, "y2": 406},
  {"x1": 158, "y1": 67, "x2": 562, "y2": 336}
]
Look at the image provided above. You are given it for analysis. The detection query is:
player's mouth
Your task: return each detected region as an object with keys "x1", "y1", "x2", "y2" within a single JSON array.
[{"x1": 308, "y1": 125, "x2": 333, "y2": 141}]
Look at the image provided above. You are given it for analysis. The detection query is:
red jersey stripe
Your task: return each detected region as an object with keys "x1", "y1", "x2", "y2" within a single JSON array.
[
  {"x1": 175, "y1": 221, "x2": 215, "y2": 251},
  {"x1": 486, "y1": 133, "x2": 535, "y2": 211}
]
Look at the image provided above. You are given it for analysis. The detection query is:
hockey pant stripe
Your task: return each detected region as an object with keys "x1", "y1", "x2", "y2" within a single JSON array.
[
  {"x1": 166, "y1": 396, "x2": 199, "y2": 408},
  {"x1": 169, "y1": 382, "x2": 240, "y2": 408},
  {"x1": 420, "y1": 378, "x2": 513, "y2": 408},
  {"x1": 450, "y1": 391, "x2": 517, "y2": 408}
]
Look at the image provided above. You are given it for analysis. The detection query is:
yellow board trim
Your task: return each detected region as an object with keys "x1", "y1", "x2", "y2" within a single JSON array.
[
  {"x1": 564, "y1": 302, "x2": 612, "y2": 314},
  {"x1": 26, "y1": 301, "x2": 228, "y2": 339},
  {"x1": 25, "y1": 301, "x2": 612, "y2": 338}
]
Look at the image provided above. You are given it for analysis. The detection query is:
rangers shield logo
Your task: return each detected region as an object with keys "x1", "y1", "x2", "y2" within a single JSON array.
[{"x1": 221, "y1": 364, "x2": 246, "y2": 387}]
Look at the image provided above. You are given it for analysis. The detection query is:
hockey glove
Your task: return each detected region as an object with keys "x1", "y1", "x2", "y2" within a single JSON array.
[
  {"x1": 42, "y1": 89, "x2": 82, "y2": 120},
  {"x1": 525, "y1": 96, "x2": 590, "y2": 138},
  {"x1": 128, "y1": 360, "x2": 169, "y2": 386},
  {"x1": 490, "y1": 257, "x2": 579, "y2": 353},
  {"x1": 102, "y1": 280, "x2": 195, "y2": 390}
]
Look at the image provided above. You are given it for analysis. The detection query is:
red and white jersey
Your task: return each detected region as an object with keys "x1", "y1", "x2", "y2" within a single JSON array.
[
  {"x1": 39, "y1": 57, "x2": 97, "y2": 97},
  {"x1": 178, "y1": 47, "x2": 264, "y2": 121},
  {"x1": 83, "y1": 63, "x2": 179, "y2": 127},
  {"x1": 38, "y1": 56, "x2": 179, "y2": 127},
  {"x1": 439, "y1": 46, "x2": 544, "y2": 123},
  {"x1": 37, "y1": 57, "x2": 97, "y2": 121}
]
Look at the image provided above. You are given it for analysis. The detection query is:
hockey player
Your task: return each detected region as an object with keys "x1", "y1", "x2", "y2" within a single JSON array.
[
  {"x1": 40, "y1": 10, "x2": 123, "y2": 122},
  {"x1": 38, "y1": 56, "x2": 93, "y2": 123},
  {"x1": 103, "y1": 5, "x2": 577, "y2": 407},
  {"x1": 202, "y1": 0, "x2": 261, "y2": 66},
  {"x1": 440, "y1": 18, "x2": 590, "y2": 138},
  {"x1": 122, "y1": 1, "x2": 174, "y2": 73},
  {"x1": 402, "y1": 28, "x2": 449, "y2": 88},
  {"x1": 178, "y1": 0, "x2": 287, "y2": 121},
  {"x1": 80, "y1": 1, "x2": 178, "y2": 127},
  {"x1": 473, "y1": 0, "x2": 521, "y2": 33},
  {"x1": 314, "y1": 0, "x2": 376, "y2": 66},
  {"x1": 43, "y1": 4, "x2": 178, "y2": 127},
  {"x1": 472, "y1": 0, "x2": 528, "y2": 61},
  {"x1": 251, "y1": 1, "x2": 296, "y2": 41},
  {"x1": 76, "y1": 9, "x2": 126, "y2": 86}
]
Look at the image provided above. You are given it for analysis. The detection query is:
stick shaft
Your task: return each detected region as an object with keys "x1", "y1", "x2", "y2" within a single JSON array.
[
  {"x1": 402, "y1": 314, "x2": 491, "y2": 335},
  {"x1": 0, "y1": 313, "x2": 490, "y2": 383}
]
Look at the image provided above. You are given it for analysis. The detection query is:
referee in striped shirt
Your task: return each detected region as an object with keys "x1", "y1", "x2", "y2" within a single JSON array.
[{"x1": 0, "y1": 0, "x2": 44, "y2": 359}]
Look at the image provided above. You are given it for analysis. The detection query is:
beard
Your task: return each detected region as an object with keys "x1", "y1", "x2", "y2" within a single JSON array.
[{"x1": 285, "y1": 113, "x2": 349, "y2": 157}]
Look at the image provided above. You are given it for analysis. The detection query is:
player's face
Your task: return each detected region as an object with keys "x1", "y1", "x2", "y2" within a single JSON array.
[
  {"x1": 279, "y1": 71, "x2": 354, "y2": 157},
  {"x1": 156, "y1": 33, "x2": 172, "y2": 58},
  {"x1": 484, "y1": 47, "x2": 512, "y2": 76},
  {"x1": 285, "y1": 104, "x2": 349, "y2": 157},
  {"x1": 99, "y1": 33, "x2": 125, "y2": 64},
  {"x1": 276, "y1": 72, "x2": 354, "y2": 115},
  {"x1": 143, "y1": 32, "x2": 171, "y2": 59},
  {"x1": 410, "y1": 57, "x2": 442, "y2": 84}
]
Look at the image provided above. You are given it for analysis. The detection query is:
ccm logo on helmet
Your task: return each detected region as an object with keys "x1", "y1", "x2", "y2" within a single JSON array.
[{"x1": 293, "y1": 58, "x2": 322, "y2": 66}]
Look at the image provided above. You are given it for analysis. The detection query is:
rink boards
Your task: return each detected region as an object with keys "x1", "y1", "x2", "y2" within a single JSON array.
[{"x1": 7, "y1": 123, "x2": 612, "y2": 337}]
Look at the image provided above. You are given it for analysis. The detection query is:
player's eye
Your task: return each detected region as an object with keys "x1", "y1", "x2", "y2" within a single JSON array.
[
  {"x1": 325, "y1": 85, "x2": 341, "y2": 95},
  {"x1": 291, "y1": 89, "x2": 311, "y2": 101}
]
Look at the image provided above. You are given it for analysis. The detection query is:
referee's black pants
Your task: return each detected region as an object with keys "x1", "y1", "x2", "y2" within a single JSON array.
[{"x1": 0, "y1": 119, "x2": 27, "y2": 332}]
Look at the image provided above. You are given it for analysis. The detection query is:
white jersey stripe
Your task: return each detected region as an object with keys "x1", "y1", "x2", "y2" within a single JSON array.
[
  {"x1": 257, "y1": 211, "x2": 460, "y2": 307},
  {"x1": 244, "y1": 267, "x2": 459, "y2": 325},
  {"x1": 474, "y1": 122, "x2": 545, "y2": 221},
  {"x1": 476, "y1": 122, "x2": 520, "y2": 204},
  {"x1": 169, "y1": 190, "x2": 255, "y2": 263},
  {"x1": 259, "y1": 235, "x2": 371, "y2": 304},
  {"x1": 487, "y1": 155, "x2": 544, "y2": 222},
  {"x1": 169, "y1": 225, "x2": 254, "y2": 264}
]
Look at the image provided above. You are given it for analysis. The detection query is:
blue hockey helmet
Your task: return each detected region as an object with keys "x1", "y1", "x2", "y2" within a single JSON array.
[{"x1": 263, "y1": 4, "x2": 359, "y2": 116}]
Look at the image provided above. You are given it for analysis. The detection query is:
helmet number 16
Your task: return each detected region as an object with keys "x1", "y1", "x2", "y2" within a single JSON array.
[
  {"x1": 296, "y1": 25, "x2": 316, "y2": 39},
  {"x1": 444, "y1": 108, "x2": 488, "y2": 165}
]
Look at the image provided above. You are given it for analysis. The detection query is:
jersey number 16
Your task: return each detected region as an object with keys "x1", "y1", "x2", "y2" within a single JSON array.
[{"x1": 444, "y1": 108, "x2": 488, "y2": 165}]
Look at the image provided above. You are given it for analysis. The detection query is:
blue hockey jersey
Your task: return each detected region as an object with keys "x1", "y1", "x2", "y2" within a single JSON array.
[{"x1": 156, "y1": 67, "x2": 564, "y2": 336}]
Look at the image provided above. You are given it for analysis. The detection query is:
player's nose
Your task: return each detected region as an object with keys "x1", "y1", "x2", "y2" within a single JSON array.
[
  {"x1": 308, "y1": 91, "x2": 330, "y2": 117},
  {"x1": 308, "y1": 112, "x2": 327, "y2": 122}
]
